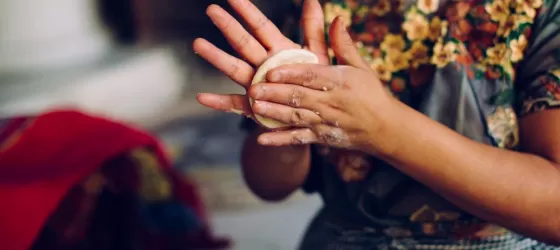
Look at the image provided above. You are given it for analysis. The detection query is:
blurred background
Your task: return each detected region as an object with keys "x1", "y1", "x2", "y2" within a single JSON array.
[{"x1": 0, "y1": 0, "x2": 320, "y2": 249}]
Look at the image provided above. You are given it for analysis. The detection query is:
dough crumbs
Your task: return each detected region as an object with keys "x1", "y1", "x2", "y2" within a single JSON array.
[{"x1": 229, "y1": 108, "x2": 244, "y2": 115}]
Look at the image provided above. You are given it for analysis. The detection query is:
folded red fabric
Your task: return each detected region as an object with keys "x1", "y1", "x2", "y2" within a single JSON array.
[{"x1": 0, "y1": 110, "x2": 226, "y2": 250}]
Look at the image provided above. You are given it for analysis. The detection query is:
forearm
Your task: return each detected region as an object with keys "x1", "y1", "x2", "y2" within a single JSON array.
[
  {"x1": 241, "y1": 127, "x2": 311, "y2": 201},
  {"x1": 375, "y1": 100, "x2": 560, "y2": 243}
]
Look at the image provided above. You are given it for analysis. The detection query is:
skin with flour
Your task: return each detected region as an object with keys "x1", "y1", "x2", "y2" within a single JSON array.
[
  {"x1": 250, "y1": 49, "x2": 353, "y2": 147},
  {"x1": 249, "y1": 49, "x2": 319, "y2": 130},
  {"x1": 193, "y1": 0, "x2": 328, "y2": 201}
]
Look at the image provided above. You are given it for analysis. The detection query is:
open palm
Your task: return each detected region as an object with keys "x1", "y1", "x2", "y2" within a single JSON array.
[{"x1": 193, "y1": 0, "x2": 328, "y2": 116}]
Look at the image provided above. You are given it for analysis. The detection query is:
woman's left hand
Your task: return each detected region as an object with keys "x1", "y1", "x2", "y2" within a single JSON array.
[{"x1": 251, "y1": 17, "x2": 397, "y2": 154}]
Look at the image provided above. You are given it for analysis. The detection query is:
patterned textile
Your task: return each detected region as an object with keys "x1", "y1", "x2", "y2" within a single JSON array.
[
  {"x1": 242, "y1": 0, "x2": 560, "y2": 248},
  {"x1": 0, "y1": 111, "x2": 230, "y2": 250},
  {"x1": 301, "y1": 227, "x2": 556, "y2": 249},
  {"x1": 297, "y1": 208, "x2": 559, "y2": 249}
]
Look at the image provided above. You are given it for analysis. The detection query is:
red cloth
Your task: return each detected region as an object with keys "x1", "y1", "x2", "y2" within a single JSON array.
[{"x1": 0, "y1": 110, "x2": 207, "y2": 250}]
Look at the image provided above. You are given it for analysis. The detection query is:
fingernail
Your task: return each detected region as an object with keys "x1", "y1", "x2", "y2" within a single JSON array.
[
  {"x1": 254, "y1": 100, "x2": 268, "y2": 113},
  {"x1": 258, "y1": 136, "x2": 272, "y2": 145}
]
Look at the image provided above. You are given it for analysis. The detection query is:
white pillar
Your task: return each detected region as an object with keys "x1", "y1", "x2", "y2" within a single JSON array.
[
  {"x1": 0, "y1": 0, "x2": 185, "y2": 126},
  {"x1": 0, "y1": 0, "x2": 111, "y2": 73}
]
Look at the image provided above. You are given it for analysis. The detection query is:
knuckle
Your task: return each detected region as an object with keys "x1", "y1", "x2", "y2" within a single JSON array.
[
  {"x1": 231, "y1": 96, "x2": 245, "y2": 112},
  {"x1": 289, "y1": 109, "x2": 306, "y2": 126},
  {"x1": 302, "y1": 70, "x2": 317, "y2": 86},
  {"x1": 318, "y1": 130, "x2": 338, "y2": 144},
  {"x1": 220, "y1": 18, "x2": 231, "y2": 30},
  {"x1": 328, "y1": 95, "x2": 346, "y2": 111},
  {"x1": 226, "y1": 60, "x2": 240, "y2": 78},
  {"x1": 254, "y1": 15, "x2": 271, "y2": 31},
  {"x1": 317, "y1": 131, "x2": 329, "y2": 142},
  {"x1": 289, "y1": 87, "x2": 304, "y2": 107},
  {"x1": 328, "y1": 101, "x2": 344, "y2": 112},
  {"x1": 235, "y1": 33, "x2": 251, "y2": 49},
  {"x1": 309, "y1": 37, "x2": 327, "y2": 48},
  {"x1": 330, "y1": 67, "x2": 345, "y2": 88},
  {"x1": 341, "y1": 80, "x2": 352, "y2": 90},
  {"x1": 324, "y1": 120, "x2": 340, "y2": 127},
  {"x1": 292, "y1": 135, "x2": 307, "y2": 145}
]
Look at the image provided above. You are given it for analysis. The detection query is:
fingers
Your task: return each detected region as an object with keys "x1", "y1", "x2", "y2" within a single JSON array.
[
  {"x1": 328, "y1": 17, "x2": 370, "y2": 70},
  {"x1": 227, "y1": 0, "x2": 299, "y2": 50},
  {"x1": 267, "y1": 64, "x2": 343, "y2": 91},
  {"x1": 252, "y1": 101, "x2": 322, "y2": 127},
  {"x1": 206, "y1": 4, "x2": 268, "y2": 65},
  {"x1": 193, "y1": 38, "x2": 255, "y2": 88},
  {"x1": 258, "y1": 128, "x2": 318, "y2": 146},
  {"x1": 196, "y1": 93, "x2": 252, "y2": 116},
  {"x1": 313, "y1": 126, "x2": 351, "y2": 147},
  {"x1": 302, "y1": 0, "x2": 329, "y2": 65},
  {"x1": 259, "y1": 125, "x2": 352, "y2": 147},
  {"x1": 248, "y1": 83, "x2": 326, "y2": 109}
]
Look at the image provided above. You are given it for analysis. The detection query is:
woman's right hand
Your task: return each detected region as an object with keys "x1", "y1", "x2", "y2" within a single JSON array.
[{"x1": 194, "y1": 0, "x2": 329, "y2": 118}]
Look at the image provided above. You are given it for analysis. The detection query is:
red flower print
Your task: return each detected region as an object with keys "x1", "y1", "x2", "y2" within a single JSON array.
[
  {"x1": 445, "y1": 2, "x2": 471, "y2": 22},
  {"x1": 365, "y1": 20, "x2": 390, "y2": 42},
  {"x1": 450, "y1": 20, "x2": 473, "y2": 41},
  {"x1": 485, "y1": 66, "x2": 502, "y2": 80}
]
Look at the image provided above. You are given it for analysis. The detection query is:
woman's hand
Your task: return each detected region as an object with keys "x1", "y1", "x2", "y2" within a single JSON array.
[
  {"x1": 194, "y1": 0, "x2": 329, "y2": 117},
  {"x1": 251, "y1": 17, "x2": 397, "y2": 155}
]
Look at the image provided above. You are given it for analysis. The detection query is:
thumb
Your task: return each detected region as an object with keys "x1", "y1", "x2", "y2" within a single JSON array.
[{"x1": 328, "y1": 16, "x2": 369, "y2": 70}]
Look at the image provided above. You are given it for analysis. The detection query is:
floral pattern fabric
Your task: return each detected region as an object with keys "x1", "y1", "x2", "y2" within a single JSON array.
[
  {"x1": 306, "y1": 0, "x2": 545, "y2": 188},
  {"x1": 323, "y1": 0, "x2": 547, "y2": 109}
]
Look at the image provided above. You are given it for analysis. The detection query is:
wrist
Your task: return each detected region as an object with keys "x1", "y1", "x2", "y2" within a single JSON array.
[{"x1": 362, "y1": 97, "x2": 406, "y2": 158}]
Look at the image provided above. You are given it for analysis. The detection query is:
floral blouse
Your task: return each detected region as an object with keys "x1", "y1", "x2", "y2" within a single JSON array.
[{"x1": 244, "y1": 0, "x2": 560, "y2": 247}]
